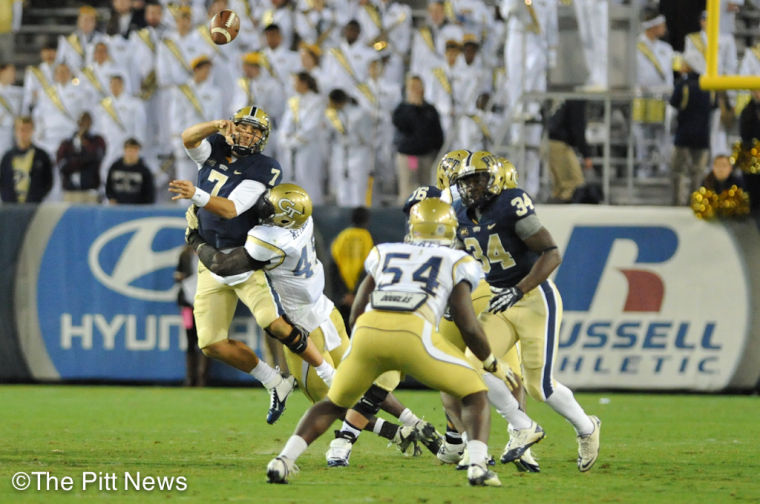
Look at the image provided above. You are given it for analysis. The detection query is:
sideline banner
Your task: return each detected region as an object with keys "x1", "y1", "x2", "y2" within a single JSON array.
[
  {"x1": 6, "y1": 204, "x2": 759, "y2": 390},
  {"x1": 546, "y1": 206, "x2": 751, "y2": 391}
]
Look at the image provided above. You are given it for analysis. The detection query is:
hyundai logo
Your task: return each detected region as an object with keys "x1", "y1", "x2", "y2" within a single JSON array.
[{"x1": 88, "y1": 217, "x2": 186, "y2": 301}]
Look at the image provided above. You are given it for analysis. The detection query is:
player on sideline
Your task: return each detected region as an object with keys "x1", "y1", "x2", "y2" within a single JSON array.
[
  {"x1": 184, "y1": 183, "x2": 431, "y2": 457},
  {"x1": 266, "y1": 198, "x2": 504, "y2": 487},
  {"x1": 168, "y1": 106, "x2": 332, "y2": 424},
  {"x1": 452, "y1": 152, "x2": 602, "y2": 472}
]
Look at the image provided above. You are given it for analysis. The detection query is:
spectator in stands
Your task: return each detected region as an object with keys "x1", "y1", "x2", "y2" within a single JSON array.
[
  {"x1": 739, "y1": 89, "x2": 760, "y2": 210},
  {"x1": 261, "y1": 23, "x2": 300, "y2": 92},
  {"x1": 547, "y1": 99, "x2": 593, "y2": 203},
  {"x1": 57, "y1": 5, "x2": 106, "y2": 71},
  {"x1": 702, "y1": 154, "x2": 745, "y2": 193},
  {"x1": 105, "y1": 138, "x2": 155, "y2": 204},
  {"x1": 392, "y1": 75, "x2": 443, "y2": 204},
  {"x1": 174, "y1": 244, "x2": 209, "y2": 387},
  {"x1": 106, "y1": 0, "x2": 145, "y2": 39},
  {"x1": 325, "y1": 88, "x2": 373, "y2": 207},
  {"x1": 456, "y1": 91, "x2": 499, "y2": 153},
  {"x1": 0, "y1": 116, "x2": 53, "y2": 203},
  {"x1": 56, "y1": 111, "x2": 105, "y2": 203},
  {"x1": 329, "y1": 206, "x2": 373, "y2": 327},
  {"x1": 574, "y1": 0, "x2": 609, "y2": 91},
  {"x1": 22, "y1": 40, "x2": 58, "y2": 115},
  {"x1": 298, "y1": 43, "x2": 328, "y2": 96},
  {"x1": 0, "y1": 63, "x2": 22, "y2": 158},
  {"x1": 278, "y1": 71, "x2": 326, "y2": 204},
  {"x1": 739, "y1": 90, "x2": 760, "y2": 146},
  {"x1": 669, "y1": 49, "x2": 714, "y2": 206},
  {"x1": 634, "y1": 4, "x2": 675, "y2": 178},
  {"x1": 323, "y1": 19, "x2": 377, "y2": 100},
  {"x1": 0, "y1": 0, "x2": 23, "y2": 64}
]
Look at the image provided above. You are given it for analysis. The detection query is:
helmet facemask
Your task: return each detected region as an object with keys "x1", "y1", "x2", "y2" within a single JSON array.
[{"x1": 456, "y1": 172, "x2": 496, "y2": 208}]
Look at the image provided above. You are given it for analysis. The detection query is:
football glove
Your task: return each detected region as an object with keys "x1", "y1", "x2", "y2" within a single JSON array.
[
  {"x1": 482, "y1": 354, "x2": 519, "y2": 391},
  {"x1": 184, "y1": 204, "x2": 199, "y2": 244},
  {"x1": 488, "y1": 286, "x2": 523, "y2": 314}
]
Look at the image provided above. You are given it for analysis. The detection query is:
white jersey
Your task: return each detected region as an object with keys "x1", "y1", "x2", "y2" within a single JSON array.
[
  {"x1": 244, "y1": 217, "x2": 336, "y2": 338},
  {"x1": 364, "y1": 242, "x2": 482, "y2": 324}
]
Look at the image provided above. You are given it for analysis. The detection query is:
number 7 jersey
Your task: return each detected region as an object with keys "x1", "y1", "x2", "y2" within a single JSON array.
[
  {"x1": 453, "y1": 187, "x2": 541, "y2": 289},
  {"x1": 364, "y1": 242, "x2": 482, "y2": 324}
]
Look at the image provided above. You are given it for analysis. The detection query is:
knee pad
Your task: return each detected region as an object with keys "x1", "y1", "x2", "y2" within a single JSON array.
[
  {"x1": 351, "y1": 384, "x2": 389, "y2": 419},
  {"x1": 267, "y1": 323, "x2": 309, "y2": 354}
]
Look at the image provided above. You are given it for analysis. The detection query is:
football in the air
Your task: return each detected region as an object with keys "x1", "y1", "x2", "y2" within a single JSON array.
[{"x1": 209, "y1": 9, "x2": 240, "y2": 45}]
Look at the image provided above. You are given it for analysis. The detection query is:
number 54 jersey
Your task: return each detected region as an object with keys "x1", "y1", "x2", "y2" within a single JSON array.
[
  {"x1": 364, "y1": 242, "x2": 482, "y2": 325},
  {"x1": 453, "y1": 188, "x2": 542, "y2": 289}
]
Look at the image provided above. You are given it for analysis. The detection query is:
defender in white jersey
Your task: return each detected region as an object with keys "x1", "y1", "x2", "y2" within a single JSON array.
[
  {"x1": 267, "y1": 198, "x2": 503, "y2": 487},
  {"x1": 190, "y1": 184, "x2": 437, "y2": 454}
]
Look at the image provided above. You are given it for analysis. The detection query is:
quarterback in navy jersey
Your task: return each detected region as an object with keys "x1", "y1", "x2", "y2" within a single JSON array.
[
  {"x1": 452, "y1": 151, "x2": 603, "y2": 473},
  {"x1": 168, "y1": 107, "x2": 328, "y2": 425}
]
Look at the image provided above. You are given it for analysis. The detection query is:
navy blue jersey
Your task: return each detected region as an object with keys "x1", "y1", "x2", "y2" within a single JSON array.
[
  {"x1": 196, "y1": 134, "x2": 283, "y2": 248},
  {"x1": 454, "y1": 188, "x2": 539, "y2": 288}
]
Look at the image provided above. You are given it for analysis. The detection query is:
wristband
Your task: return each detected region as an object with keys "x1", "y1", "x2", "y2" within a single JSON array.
[
  {"x1": 483, "y1": 353, "x2": 497, "y2": 371},
  {"x1": 191, "y1": 187, "x2": 211, "y2": 207}
]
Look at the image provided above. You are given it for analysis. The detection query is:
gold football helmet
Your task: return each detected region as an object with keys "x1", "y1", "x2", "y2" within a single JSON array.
[
  {"x1": 497, "y1": 157, "x2": 518, "y2": 189},
  {"x1": 453, "y1": 150, "x2": 501, "y2": 208},
  {"x1": 435, "y1": 149, "x2": 472, "y2": 190},
  {"x1": 268, "y1": 183, "x2": 312, "y2": 229},
  {"x1": 406, "y1": 198, "x2": 458, "y2": 247},
  {"x1": 231, "y1": 106, "x2": 270, "y2": 155}
]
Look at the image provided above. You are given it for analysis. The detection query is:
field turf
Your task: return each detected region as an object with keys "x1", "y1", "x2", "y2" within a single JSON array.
[{"x1": 1, "y1": 385, "x2": 759, "y2": 503}]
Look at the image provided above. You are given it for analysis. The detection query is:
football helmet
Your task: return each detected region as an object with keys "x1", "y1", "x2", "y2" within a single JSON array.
[
  {"x1": 435, "y1": 149, "x2": 472, "y2": 190},
  {"x1": 231, "y1": 106, "x2": 270, "y2": 155},
  {"x1": 453, "y1": 150, "x2": 501, "y2": 208},
  {"x1": 406, "y1": 198, "x2": 458, "y2": 247},
  {"x1": 267, "y1": 183, "x2": 312, "y2": 229},
  {"x1": 497, "y1": 157, "x2": 518, "y2": 189}
]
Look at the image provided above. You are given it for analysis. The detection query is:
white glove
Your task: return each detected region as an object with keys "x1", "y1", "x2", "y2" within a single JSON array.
[{"x1": 488, "y1": 286, "x2": 524, "y2": 313}]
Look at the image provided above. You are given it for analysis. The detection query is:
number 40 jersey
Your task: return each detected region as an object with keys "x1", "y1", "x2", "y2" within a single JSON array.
[
  {"x1": 244, "y1": 216, "x2": 333, "y2": 333},
  {"x1": 364, "y1": 242, "x2": 482, "y2": 324}
]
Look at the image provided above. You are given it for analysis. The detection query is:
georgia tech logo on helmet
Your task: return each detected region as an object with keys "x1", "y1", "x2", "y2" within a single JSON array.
[
  {"x1": 88, "y1": 217, "x2": 187, "y2": 301},
  {"x1": 277, "y1": 198, "x2": 303, "y2": 218}
]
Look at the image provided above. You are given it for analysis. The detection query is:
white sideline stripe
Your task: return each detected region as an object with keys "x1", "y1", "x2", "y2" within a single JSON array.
[{"x1": 420, "y1": 321, "x2": 474, "y2": 370}]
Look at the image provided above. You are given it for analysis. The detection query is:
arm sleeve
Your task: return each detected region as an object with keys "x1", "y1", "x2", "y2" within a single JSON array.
[
  {"x1": 184, "y1": 138, "x2": 212, "y2": 166},
  {"x1": 227, "y1": 179, "x2": 267, "y2": 215}
]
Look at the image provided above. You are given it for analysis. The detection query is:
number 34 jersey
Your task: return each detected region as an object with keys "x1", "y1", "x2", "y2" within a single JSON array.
[
  {"x1": 244, "y1": 216, "x2": 333, "y2": 333},
  {"x1": 453, "y1": 188, "x2": 541, "y2": 289},
  {"x1": 364, "y1": 242, "x2": 482, "y2": 324}
]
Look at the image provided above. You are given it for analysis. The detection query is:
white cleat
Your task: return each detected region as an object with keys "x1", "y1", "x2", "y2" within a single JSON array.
[
  {"x1": 437, "y1": 440, "x2": 465, "y2": 464},
  {"x1": 266, "y1": 456, "x2": 298, "y2": 484},
  {"x1": 326, "y1": 432, "x2": 354, "y2": 467},
  {"x1": 577, "y1": 415, "x2": 601, "y2": 472},
  {"x1": 266, "y1": 374, "x2": 296, "y2": 424},
  {"x1": 501, "y1": 421, "x2": 545, "y2": 463},
  {"x1": 467, "y1": 463, "x2": 502, "y2": 487},
  {"x1": 513, "y1": 447, "x2": 540, "y2": 473}
]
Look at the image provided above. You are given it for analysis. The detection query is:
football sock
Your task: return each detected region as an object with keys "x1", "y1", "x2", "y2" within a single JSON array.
[
  {"x1": 340, "y1": 420, "x2": 362, "y2": 441},
  {"x1": 467, "y1": 440, "x2": 488, "y2": 467},
  {"x1": 315, "y1": 361, "x2": 335, "y2": 386},
  {"x1": 545, "y1": 382, "x2": 595, "y2": 435},
  {"x1": 398, "y1": 408, "x2": 421, "y2": 427},
  {"x1": 372, "y1": 418, "x2": 386, "y2": 435},
  {"x1": 377, "y1": 421, "x2": 399, "y2": 441},
  {"x1": 445, "y1": 414, "x2": 463, "y2": 445},
  {"x1": 280, "y1": 435, "x2": 308, "y2": 461},
  {"x1": 483, "y1": 373, "x2": 532, "y2": 430},
  {"x1": 250, "y1": 361, "x2": 279, "y2": 389}
]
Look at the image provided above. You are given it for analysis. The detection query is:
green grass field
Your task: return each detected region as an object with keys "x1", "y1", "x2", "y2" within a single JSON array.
[{"x1": 2, "y1": 385, "x2": 759, "y2": 503}]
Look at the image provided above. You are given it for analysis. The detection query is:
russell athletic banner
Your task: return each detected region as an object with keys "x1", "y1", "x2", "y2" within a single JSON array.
[{"x1": 4, "y1": 204, "x2": 760, "y2": 390}]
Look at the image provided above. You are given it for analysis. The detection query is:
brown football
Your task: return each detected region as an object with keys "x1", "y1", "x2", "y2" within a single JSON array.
[{"x1": 209, "y1": 9, "x2": 240, "y2": 45}]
